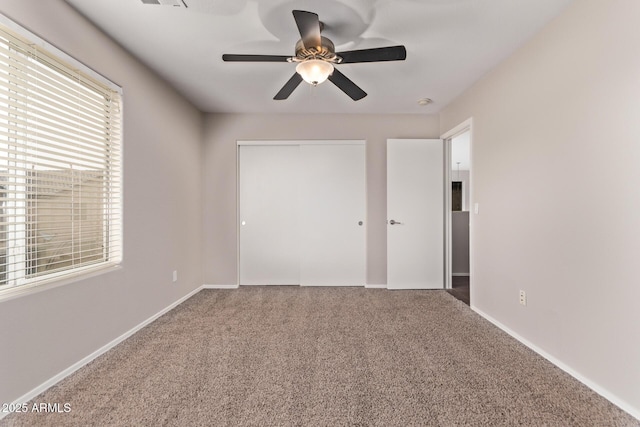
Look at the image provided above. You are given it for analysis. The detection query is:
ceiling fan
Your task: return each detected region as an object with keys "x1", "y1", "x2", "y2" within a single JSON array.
[{"x1": 222, "y1": 10, "x2": 407, "y2": 101}]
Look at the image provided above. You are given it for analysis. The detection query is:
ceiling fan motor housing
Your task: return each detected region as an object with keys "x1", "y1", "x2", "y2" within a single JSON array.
[{"x1": 293, "y1": 37, "x2": 340, "y2": 63}]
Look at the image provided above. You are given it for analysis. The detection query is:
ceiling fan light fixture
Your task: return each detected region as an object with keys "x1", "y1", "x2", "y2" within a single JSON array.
[
  {"x1": 222, "y1": 10, "x2": 406, "y2": 100},
  {"x1": 296, "y1": 59, "x2": 334, "y2": 86}
]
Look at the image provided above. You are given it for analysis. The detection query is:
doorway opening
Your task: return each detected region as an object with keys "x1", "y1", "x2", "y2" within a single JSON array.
[{"x1": 443, "y1": 121, "x2": 472, "y2": 305}]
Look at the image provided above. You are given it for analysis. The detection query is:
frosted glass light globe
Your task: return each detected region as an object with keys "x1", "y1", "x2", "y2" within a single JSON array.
[{"x1": 296, "y1": 59, "x2": 334, "y2": 86}]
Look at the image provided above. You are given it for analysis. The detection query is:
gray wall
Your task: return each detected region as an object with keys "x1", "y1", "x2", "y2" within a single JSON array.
[
  {"x1": 451, "y1": 211, "x2": 469, "y2": 275},
  {"x1": 202, "y1": 114, "x2": 440, "y2": 286},
  {"x1": 440, "y1": 0, "x2": 640, "y2": 415},
  {"x1": 0, "y1": 1, "x2": 203, "y2": 405}
]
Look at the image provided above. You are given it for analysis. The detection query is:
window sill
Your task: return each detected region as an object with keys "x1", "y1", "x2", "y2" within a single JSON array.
[{"x1": 0, "y1": 263, "x2": 122, "y2": 303}]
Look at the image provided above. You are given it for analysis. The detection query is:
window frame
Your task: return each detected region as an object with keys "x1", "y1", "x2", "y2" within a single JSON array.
[{"x1": 0, "y1": 14, "x2": 123, "y2": 302}]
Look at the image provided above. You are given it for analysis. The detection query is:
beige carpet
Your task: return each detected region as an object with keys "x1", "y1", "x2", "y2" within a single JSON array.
[{"x1": 2, "y1": 287, "x2": 638, "y2": 426}]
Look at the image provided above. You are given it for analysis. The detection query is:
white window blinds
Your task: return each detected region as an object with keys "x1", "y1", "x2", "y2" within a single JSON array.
[{"x1": 0, "y1": 20, "x2": 122, "y2": 294}]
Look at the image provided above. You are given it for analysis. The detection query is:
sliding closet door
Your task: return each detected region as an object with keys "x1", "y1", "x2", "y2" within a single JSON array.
[
  {"x1": 239, "y1": 145, "x2": 300, "y2": 285},
  {"x1": 299, "y1": 144, "x2": 366, "y2": 286},
  {"x1": 239, "y1": 142, "x2": 366, "y2": 287}
]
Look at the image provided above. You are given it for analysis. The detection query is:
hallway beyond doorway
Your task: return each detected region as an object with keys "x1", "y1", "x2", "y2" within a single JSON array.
[{"x1": 448, "y1": 275, "x2": 469, "y2": 305}]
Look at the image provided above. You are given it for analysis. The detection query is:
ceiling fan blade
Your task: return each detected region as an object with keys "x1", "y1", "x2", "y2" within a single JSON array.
[
  {"x1": 337, "y1": 45, "x2": 407, "y2": 64},
  {"x1": 328, "y1": 68, "x2": 367, "y2": 101},
  {"x1": 274, "y1": 73, "x2": 303, "y2": 100},
  {"x1": 292, "y1": 10, "x2": 321, "y2": 49},
  {"x1": 222, "y1": 54, "x2": 291, "y2": 62}
]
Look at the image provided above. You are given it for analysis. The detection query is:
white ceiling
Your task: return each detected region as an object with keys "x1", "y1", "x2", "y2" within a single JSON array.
[{"x1": 64, "y1": 0, "x2": 573, "y2": 114}]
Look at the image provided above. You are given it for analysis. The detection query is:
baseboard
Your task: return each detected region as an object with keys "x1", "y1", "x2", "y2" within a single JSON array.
[
  {"x1": 452, "y1": 273, "x2": 470, "y2": 277},
  {"x1": 472, "y1": 306, "x2": 640, "y2": 421},
  {"x1": 364, "y1": 284, "x2": 387, "y2": 289},
  {"x1": 1, "y1": 285, "x2": 204, "y2": 421},
  {"x1": 202, "y1": 284, "x2": 239, "y2": 289}
]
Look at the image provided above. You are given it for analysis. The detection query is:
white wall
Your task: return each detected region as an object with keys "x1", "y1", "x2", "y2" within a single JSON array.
[
  {"x1": 440, "y1": 0, "x2": 640, "y2": 417},
  {"x1": 0, "y1": 1, "x2": 203, "y2": 405},
  {"x1": 202, "y1": 113, "x2": 439, "y2": 286}
]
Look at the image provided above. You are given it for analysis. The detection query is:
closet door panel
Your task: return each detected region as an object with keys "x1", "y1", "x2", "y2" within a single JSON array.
[
  {"x1": 239, "y1": 145, "x2": 300, "y2": 285},
  {"x1": 299, "y1": 144, "x2": 366, "y2": 286}
]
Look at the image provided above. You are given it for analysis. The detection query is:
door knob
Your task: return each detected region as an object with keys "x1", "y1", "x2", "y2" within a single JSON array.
[{"x1": 389, "y1": 219, "x2": 403, "y2": 225}]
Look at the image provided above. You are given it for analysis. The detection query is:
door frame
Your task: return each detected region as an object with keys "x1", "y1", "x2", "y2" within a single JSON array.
[
  {"x1": 236, "y1": 140, "x2": 367, "y2": 287},
  {"x1": 440, "y1": 118, "x2": 473, "y2": 293}
]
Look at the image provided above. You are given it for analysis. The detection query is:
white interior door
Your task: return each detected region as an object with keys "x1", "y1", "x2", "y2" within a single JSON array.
[
  {"x1": 387, "y1": 139, "x2": 444, "y2": 289},
  {"x1": 239, "y1": 145, "x2": 300, "y2": 285},
  {"x1": 299, "y1": 144, "x2": 366, "y2": 286}
]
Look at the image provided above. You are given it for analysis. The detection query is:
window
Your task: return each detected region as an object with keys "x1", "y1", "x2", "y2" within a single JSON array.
[{"x1": 0, "y1": 17, "x2": 122, "y2": 297}]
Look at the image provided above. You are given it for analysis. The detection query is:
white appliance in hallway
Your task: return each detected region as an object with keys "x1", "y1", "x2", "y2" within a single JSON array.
[
  {"x1": 387, "y1": 139, "x2": 444, "y2": 289},
  {"x1": 239, "y1": 142, "x2": 366, "y2": 286}
]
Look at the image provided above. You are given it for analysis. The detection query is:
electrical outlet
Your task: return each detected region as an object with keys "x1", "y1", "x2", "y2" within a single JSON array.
[
  {"x1": 519, "y1": 290, "x2": 526, "y2": 306},
  {"x1": 173, "y1": 270, "x2": 178, "y2": 283}
]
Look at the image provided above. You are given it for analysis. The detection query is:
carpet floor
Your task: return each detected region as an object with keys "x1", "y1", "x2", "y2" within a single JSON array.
[{"x1": 2, "y1": 287, "x2": 638, "y2": 426}]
